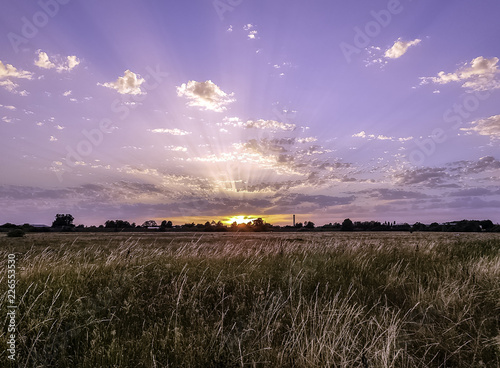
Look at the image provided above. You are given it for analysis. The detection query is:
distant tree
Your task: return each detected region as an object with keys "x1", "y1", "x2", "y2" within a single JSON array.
[
  {"x1": 295, "y1": 222, "x2": 303, "y2": 229},
  {"x1": 105, "y1": 220, "x2": 116, "y2": 228},
  {"x1": 52, "y1": 214, "x2": 74, "y2": 228},
  {"x1": 1, "y1": 223, "x2": 19, "y2": 229},
  {"x1": 115, "y1": 220, "x2": 131, "y2": 228},
  {"x1": 479, "y1": 220, "x2": 494, "y2": 231},
  {"x1": 412, "y1": 222, "x2": 426, "y2": 232},
  {"x1": 304, "y1": 221, "x2": 315, "y2": 229},
  {"x1": 428, "y1": 222, "x2": 441, "y2": 232},
  {"x1": 253, "y1": 218, "x2": 264, "y2": 227},
  {"x1": 215, "y1": 221, "x2": 226, "y2": 232},
  {"x1": 341, "y1": 218, "x2": 354, "y2": 231}
]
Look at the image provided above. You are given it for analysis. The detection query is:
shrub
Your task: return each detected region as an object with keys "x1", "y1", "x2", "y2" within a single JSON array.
[{"x1": 7, "y1": 229, "x2": 25, "y2": 237}]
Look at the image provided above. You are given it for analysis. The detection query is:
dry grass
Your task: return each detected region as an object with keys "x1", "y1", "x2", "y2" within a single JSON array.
[{"x1": 1, "y1": 232, "x2": 499, "y2": 367}]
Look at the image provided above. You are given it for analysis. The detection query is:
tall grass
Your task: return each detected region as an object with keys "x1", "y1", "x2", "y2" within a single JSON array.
[{"x1": 1, "y1": 232, "x2": 499, "y2": 367}]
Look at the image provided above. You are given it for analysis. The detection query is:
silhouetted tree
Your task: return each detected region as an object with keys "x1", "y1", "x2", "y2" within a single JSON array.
[
  {"x1": 412, "y1": 222, "x2": 426, "y2": 232},
  {"x1": 341, "y1": 218, "x2": 354, "y2": 231},
  {"x1": 52, "y1": 214, "x2": 74, "y2": 228},
  {"x1": 305, "y1": 221, "x2": 315, "y2": 229},
  {"x1": 428, "y1": 222, "x2": 441, "y2": 232},
  {"x1": 105, "y1": 220, "x2": 116, "y2": 228},
  {"x1": 159, "y1": 220, "x2": 173, "y2": 231}
]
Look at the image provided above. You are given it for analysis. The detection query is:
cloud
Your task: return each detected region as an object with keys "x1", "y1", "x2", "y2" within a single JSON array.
[
  {"x1": 246, "y1": 119, "x2": 296, "y2": 131},
  {"x1": 99, "y1": 70, "x2": 145, "y2": 95},
  {"x1": 148, "y1": 128, "x2": 191, "y2": 135},
  {"x1": 177, "y1": 80, "x2": 235, "y2": 112},
  {"x1": 166, "y1": 146, "x2": 188, "y2": 152},
  {"x1": 271, "y1": 193, "x2": 355, "y2": 213},
  {"x1": 450, "y1": 156, "x2": 500, "y2": 174},
  {"x1": 0, "y1": 104, "x2": 16, "y2": 110},
  {"x1": 352, "y1": 131, "x2": 412, "y2": 142},
  {"x1": 421, "y1": 56, "x2": 500, "y2": 91},
  {"x1": 384, "y1": 38, "x2": 421, "y2": 59},
  {"x1": 221, "y1": 117, "x2": 296, "y2": 131},
  {"x1": 365, "y1": 188, "x2": 430, "y2": 200},
  {"x1": 447, "y1": 188, "x2": 492, "y2": 197},
  {"x1": 243, "y1": 24, "x2": 258, "y2": 39},
  {"x1": 63, "y1": 90, "x2": 72, "y2": 97},
  {"x1": 65, "y1": 55, "x2": 80, "y2": 71},
  {"x1": 395, "y1": 167, "x2": 451, "y2": 186},
  {"x1": 34, "y1": 50, "x2": 56, "y2": 69},
  {"x1": 0, "y1": 60, "x2": 33, "y2": 93},
  {"x1": 461, "y1": 114, "x2": 500, "y2": 139},
  {"x1": 34, "y1": 50, "x2": 80, "y2": 72}
]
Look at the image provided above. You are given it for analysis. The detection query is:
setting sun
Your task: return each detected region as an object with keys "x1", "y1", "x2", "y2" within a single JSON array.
[{"x1": 225, "y1": 215, "x2": 259, "y2": 225}]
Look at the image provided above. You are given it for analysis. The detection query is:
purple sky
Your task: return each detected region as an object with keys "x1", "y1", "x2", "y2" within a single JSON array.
[{"x1": 1, "y1": 0, "x2": 499, "y2": 226}]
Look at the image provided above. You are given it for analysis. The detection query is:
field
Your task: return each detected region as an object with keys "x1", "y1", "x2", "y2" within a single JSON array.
[{"x1": 1, "y1": 232, "x2": 499, "y2": 367}]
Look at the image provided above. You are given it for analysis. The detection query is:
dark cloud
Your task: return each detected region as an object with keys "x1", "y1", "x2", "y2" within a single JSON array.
[
  {"x1": 449, "y1": 156, "x2": 500, "y2": 174},
  {"x1": 365, "y1": 188, "x2": 430, "y2": 200},
  {"x1": 447, "y1": 188, "x2": 492, "y2": 197},
  {"x1": 395, "y1": 167, "x2": 451, "y2": 186},
  {"x1": 272, "y1": 193, "x2": 355, "y2": 207}
]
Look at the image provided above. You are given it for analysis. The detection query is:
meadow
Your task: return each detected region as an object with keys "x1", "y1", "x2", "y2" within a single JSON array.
[{"x1": 1, "y1": 232, "x2": 499, "y2": 367}]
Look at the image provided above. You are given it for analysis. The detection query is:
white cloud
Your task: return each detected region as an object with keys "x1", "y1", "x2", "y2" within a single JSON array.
[
  {"x1": 352, "y1": 131, "x2": 413, "y2": 142},
  {"x1": 245, "y1": 119, "x2": 295, "y2": 131},
  {"x1": 50, "y1": 136, "x2": 58, "y2": 141},
  {"x1": 63, "y1": 90, "x2": 72, "y2": 97},
  {"x1": 99, "y1": 70, "x2": 145, "y2": 95},
  {"x1": 166, "y1": 146, "x2": 188, "y2": 152},
  {"x1": 177, "y1": 80, "x2": 235, "y2": 112},
  {"x1": 219, "y1": 116, "x2": 296, "y2": 131},
  {"x1": 243, "y1": 24, "x2": 259, "y2": 39},
  {"x1": 352, "y1": 131, "x2": 368, "y2": 138},
  {"x1": 55, "y1": 125, "x2": 65, "y2": 130},
  {"x1": 34, "y1": 50, "x2": 80, "y2": 72},
  {"x1": 384, "y1": 38, "x2": 421, "y2": 59},
  {"x1": 421, "y1": 56, "x2": 500, "y2": 91},
  {"x1": 149, "y1": 128, "x2": 191, "y2": 135},
  {"x1": 64, "y1": 55, "x2": 80, "y2": 71},
  {"x1": 34, "y1": 51, "x2": 56, "y2": 69},
  {"x1": 0, "y1": 104, "x2": 16, "y2": 110},
  {"x1": 461, "y1": 114, "x2": 500, "y2": 139},
  {"x1": 0, "y1": 60, "x2": 33, "y2": 93},
  {"x1": 296, "y1": 137, "x2": 317, "y2": 143}
]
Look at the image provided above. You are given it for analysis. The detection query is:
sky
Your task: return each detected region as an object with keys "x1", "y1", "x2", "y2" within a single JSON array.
[{"x1": 0, "y1": 0, "x2": 499, "y2": 226}]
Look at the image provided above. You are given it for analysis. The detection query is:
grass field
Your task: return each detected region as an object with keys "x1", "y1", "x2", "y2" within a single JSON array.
[{"x1": 1, "y1": 232, "x2": 499, "y2": 367}]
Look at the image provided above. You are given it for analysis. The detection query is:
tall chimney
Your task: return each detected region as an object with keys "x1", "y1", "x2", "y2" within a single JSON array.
[{"x1": 293, "y1": 214, "x2": 295, "y2": 227}]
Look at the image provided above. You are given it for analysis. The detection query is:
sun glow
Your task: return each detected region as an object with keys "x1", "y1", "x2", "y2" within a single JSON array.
[{"x1": 225, "y1": 215, "x2": 259, "y2": 225}]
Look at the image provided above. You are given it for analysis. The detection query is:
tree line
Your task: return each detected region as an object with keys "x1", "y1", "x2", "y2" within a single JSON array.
[{"x1": 1, "y1": 215, "x2": 499, "y2": 236}]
